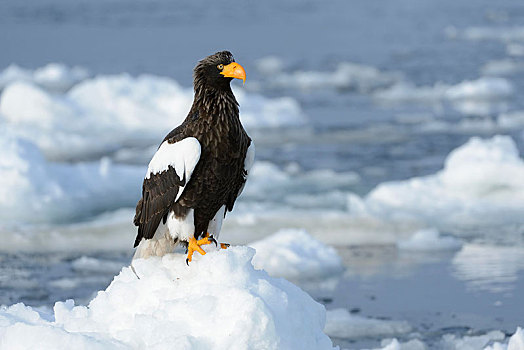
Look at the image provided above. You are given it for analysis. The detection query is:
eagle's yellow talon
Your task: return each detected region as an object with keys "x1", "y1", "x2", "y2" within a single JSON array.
[
  {"x1": 186, "y1": 236, "x2": 214, "y2": 264},
  {"x1": 220, "y1": 243, "x2": 230, "y2": 249}
]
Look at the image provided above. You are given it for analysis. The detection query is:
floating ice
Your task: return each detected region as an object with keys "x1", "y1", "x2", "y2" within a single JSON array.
[
  {"x1": 374, "y1": 77, "x2": 514, "y2": 104},
  {"x1": 485, "y1": 328, "x2": 524, "y2": 350},
  {"x1": 440, "y1": 330, "x2": 506, "y2": 350},
  {"x1": 266, "y1": 62, "x2": 401, "y2": 92},
  {"x1": 0, "y1": 63, "x2": 89, "y2": 92},
  {"x1": 324, "y1": 308, "x2": 411, "y2": 339},
  {"x1": 397, "y1": 228, "x2": 462, "y2": 252},
  {"x1": 0, "y1": 131, "x2": 143, "y2": 224},
  {"x1": 0, "y1": 66, "x2": 306, "y2": 160},
  {"x1": 372, "y1": 338, "x2": 426, "y2": 350},
  {"x1": 250, "y1": 229, "x2": 344, "y2": 281},
  {"x1": 481, "y1": 59, "x2": 524, "y2": 76},
  {"x1": 348, "y1": 135, "x2": 524, "y2": 228},
  {"x1": 0, "y1": 247, "x2": 337, "y2": 350},
  {"x1": 459, "y1": 26, "x2": 524, "y2": 42}
]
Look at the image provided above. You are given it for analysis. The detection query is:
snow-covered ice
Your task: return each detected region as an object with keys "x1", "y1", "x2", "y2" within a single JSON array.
[
  {"x1": 0, "y1": 131, "x2": 143, "y2": 224},
  {"x1": 348, "y1": 135, "x2": 524, "y2": 229},
  {"x1": 485, "y1": 328, "x2": 524, "y2": 350},
  {"x1": 396, "y1": 228, "x2": 462, "y2": 252},
  {"x1": 374, "y1": 77, "x2": 514, "y2": 104},
  {"x1": 250, "y1": 229, "x2": 344, "y2": 281},
  {"x1": 0, "y1": 63, "x2": 89, "y2": 92},
  {"x1": 260, "y1": 61, "x2": 401, "y2": 92},
  {"x1": 0, "y1": 65, "x2": 306, "y2": 160},
  {"x1": 440, "y1": 330, "x2": 506, "y2": 350},
  {"x1": 324, "y1": 308, "x2": 411, "y2": 340},
  {"x1": 0, "y1": 247, "x2": 336, "y2": 350}
]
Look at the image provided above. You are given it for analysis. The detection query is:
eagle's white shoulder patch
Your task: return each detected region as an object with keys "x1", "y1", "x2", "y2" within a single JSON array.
[{"x1": 146, "y1": 137, "x2": 201, "y2": 201}]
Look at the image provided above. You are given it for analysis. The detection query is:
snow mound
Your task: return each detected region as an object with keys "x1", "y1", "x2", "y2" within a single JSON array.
[
  {"x1": 397, "y1": 228, "x2": 462, "y2": 251},
  {"x1": 0, "y1": 63, "x2": 89, "y2": 92},
  {"x1": 324, "y1": 308, "x2": 411, "y2": 339},
  {"x1": 0, "y1": 66, "x2": 306, "y2": 160},
  {"x1": 348, "y1": 135, "x2": 524, "y2": 228},
  {"x1": 250, "y1": 229, "x2": 344, "y2": 281},
  {"x1": 0, "y1": 247, "x2": 336, "y2": 350},
  {"x1": 0, "y1": 131, "x2": 142, "y2": 224},
  {"x1": 485, "y1": 328, "x2": 524, "y2": 350}
]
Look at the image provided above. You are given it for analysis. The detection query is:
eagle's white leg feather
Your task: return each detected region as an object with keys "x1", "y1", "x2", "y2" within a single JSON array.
[
  {"x1": 133, "y1": 222, "x2": 176, "y2": 260},
  {"x1": 167, "y1": 209, "x2": 195, "y2": 242},
  {"x1": 207, "y1": 205, "x2": 225, "y2": 239}
]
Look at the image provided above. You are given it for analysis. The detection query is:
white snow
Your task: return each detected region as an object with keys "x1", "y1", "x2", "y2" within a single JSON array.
[
  {"x1": 0, "y1": 247, "x2": 337, "y2": 350},
  {"x1": 348, "y1": 135, "x2": 524, "y2": 228},
  {"x1": 0, "y1": 65, "x2": 306, "y2": 161},
  {"x1": 396, "y1": 228, "x2": 462, "y2": 252},
  {"x1": 440, "y1": 330, "x2": 506, "y2": 350},
  {"x1": 0, "y1": 131, "x2": 143, "y2": 224},
  {"x1": 324, "y1": 308, "x2": 411, "y2": 339},
  {"x1": 250, "y1": 229, "x2": 344, "y2": 281}
]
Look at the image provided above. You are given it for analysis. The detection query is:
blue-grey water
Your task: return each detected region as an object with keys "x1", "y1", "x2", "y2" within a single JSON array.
[{"x1": 1, "y1": 0, "x2": 524, "y2": 349}]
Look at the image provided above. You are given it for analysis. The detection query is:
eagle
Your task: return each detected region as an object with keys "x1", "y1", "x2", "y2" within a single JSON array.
[{"x1": 133, "y1": 51, "x2": 255, "y2": 264}]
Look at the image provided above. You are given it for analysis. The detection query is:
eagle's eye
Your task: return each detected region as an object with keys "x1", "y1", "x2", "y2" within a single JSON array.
[{"x1": 217, "y1": 64, "x2": 224, "y2": 70}]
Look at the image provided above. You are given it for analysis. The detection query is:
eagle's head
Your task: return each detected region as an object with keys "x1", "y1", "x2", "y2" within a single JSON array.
[{"x1": 193, "y1": 51, "x2": 246, "y2": 91}]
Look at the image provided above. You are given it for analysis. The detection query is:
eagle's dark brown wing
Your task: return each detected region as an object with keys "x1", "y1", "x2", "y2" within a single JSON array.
[{"x1": 133, "y1": 130, "x2": 201, "y2": 248}]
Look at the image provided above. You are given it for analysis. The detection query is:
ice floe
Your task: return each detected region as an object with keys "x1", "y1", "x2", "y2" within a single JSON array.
[
  {"x1": 374, "y1": 77, "x2": 514, "y2": 104},
  {"x1": 396, "y1": 228, "x2": 462, "y2": 252},
  {"x1": 261, "y1": 61, "x2": 401, "y2": 93},
  {"x1": 250, "y1": 229, "x2": 344, "y2": 281},
  {"x1": 485, "y1": 328, "x2": 524, "y2": 350},
  {"x1": 0, "y1": 64, "x2": 306, "y2": 160},
  {"x1": 324, "y1": 308, "x2": 411, "y2": 340},
  {"x1": 0, "y1": 131, "x2": 143, "y2": 224},
  {"x1": 0, "y1": 247, "x2": 337, "y2": 350},
  {"x1": 481, "y1": 59, "x2": 524, "y2": 76},
  {"x1": 348, "y1": 135, "x2": 524, "y2": 229},
  {"x1": 0, "y1": 63, "x2": 90, "y2": 93},
  {"x1": 458, "y1": 26, "x2": 524, "y2": 42}
]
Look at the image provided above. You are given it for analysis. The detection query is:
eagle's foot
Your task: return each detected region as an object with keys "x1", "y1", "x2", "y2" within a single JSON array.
[
  {"x1": 220, "y1": 243, "x2": 230, "y2": 249},
  {"x1": 185, "y1": 235, "x2": 216, "y2": 265}
]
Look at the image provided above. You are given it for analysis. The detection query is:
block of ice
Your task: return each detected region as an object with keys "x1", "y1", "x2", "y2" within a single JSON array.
[{"x1": 250, "y1": 229, "x2": 344, "y2": 281}]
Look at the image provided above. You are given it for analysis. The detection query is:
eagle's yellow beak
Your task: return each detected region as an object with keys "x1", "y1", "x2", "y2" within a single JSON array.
[{"x1": 221, "y1": 62, "x2": 246, "y2": 84}]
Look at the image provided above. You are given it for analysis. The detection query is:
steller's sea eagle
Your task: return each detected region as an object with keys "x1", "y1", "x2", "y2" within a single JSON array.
[{"x1": 133, "y1": 51, "x2": 255, "y2": 264}]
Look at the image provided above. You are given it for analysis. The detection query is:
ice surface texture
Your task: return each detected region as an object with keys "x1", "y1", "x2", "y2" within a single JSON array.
[
  {"x1": 0, "y1": 247, "x2": 336, "y2": 350},
  {"x1": 0, "y1": 65, "x2": 305, "y2": 161},
  {"x1": 349, "y1": 135, "x2": 524, "y2": 228}
]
